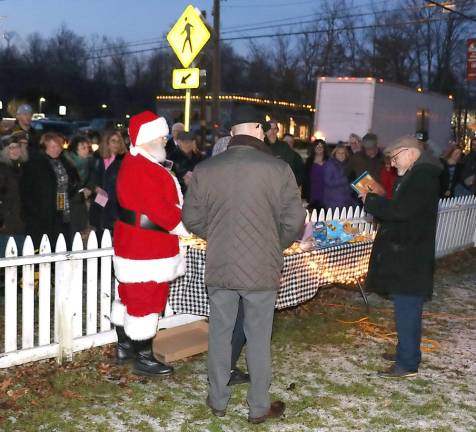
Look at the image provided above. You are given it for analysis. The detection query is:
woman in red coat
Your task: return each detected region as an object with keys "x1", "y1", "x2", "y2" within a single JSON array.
[{"x1": 380, "y1": 156, "x2": 397, "y2": 199}]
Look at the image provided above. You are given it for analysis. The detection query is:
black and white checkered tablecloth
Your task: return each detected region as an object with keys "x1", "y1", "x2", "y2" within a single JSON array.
[{"x1": 169, "y1": 240, "x2": 374, "y2": 316}]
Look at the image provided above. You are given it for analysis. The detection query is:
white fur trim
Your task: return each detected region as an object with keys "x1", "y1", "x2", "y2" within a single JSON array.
[
  {"x1": 171, "y1": 173, "x2": 184, "y2": 206},
  {"x1": 124, "y1": 312, "x2": 159, "y2": 340},
  {"x1": 170, "y1": 221, "x2": 190, "y2": 237},
  {"x1": 110, "y1": 300, "x2": 126, "y2": 326},
  {"x1": 130, "y1": 145, "x2": 163, "y2": 164},
  {"x1": 135, "y1": 117, "x2": 169, "y2": 147},
  {"x1": 113, "y1": 253, "x2": 186, "y2": 283}
]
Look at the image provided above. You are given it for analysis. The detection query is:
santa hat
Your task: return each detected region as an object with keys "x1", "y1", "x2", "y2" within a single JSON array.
[{"x1": 128, "y1": 111, "x2": 169, "y2": 147}]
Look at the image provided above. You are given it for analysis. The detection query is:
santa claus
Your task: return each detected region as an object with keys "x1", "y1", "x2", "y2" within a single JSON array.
[{"x1": 110, "y1": 111, "x2": 188, "y2": 376}]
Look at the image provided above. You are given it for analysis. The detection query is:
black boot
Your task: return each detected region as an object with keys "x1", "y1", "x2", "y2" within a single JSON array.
[
  {"x1": 131, "y1": 338, "x2": 174, "y2": 376},
  {"x1": 115, "y1": 326, "x2": 134, "y2": 364}
]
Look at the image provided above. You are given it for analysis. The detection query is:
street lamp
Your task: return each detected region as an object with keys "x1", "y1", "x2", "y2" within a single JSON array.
[
  {"x1": 39, "y1": 97, "x2": 46, "y2": 114},
  {"x1": 101, "y1": 104, "x2": 108, "y2": 109}
]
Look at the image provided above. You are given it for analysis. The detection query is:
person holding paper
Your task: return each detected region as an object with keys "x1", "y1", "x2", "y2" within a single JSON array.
[
  {"x1": 359, "y1": 136, "x2": 442, "y2": 378},
  {"x1": 89, "y1": 131, "x2": 127, "y2": 239}
]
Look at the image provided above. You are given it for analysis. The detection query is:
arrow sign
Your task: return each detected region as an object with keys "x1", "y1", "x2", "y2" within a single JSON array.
[
  {"x1": 181, "y1": 73, "x2": 192, "y2": 84},
  {"x1": 172, "y1": 68, "x2": 200, "y2": 89}
]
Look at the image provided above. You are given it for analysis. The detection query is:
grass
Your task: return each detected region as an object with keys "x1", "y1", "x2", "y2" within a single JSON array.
[{"x1": 1, "y1": 248, "x2": 476, "y2": 431}]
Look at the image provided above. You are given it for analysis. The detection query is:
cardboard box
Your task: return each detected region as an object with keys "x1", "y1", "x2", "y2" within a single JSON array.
[{"x1": 153, "y1": 320, "x2": 208, "y2": 363}]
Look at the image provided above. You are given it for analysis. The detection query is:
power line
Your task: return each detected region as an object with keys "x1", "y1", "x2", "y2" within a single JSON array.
[
  {"x1": 425, "y1": 0, "x2": 476, "y2": 21},
  {"x1": 221, "y1": 15, "x2": 457, "y2": 42}
]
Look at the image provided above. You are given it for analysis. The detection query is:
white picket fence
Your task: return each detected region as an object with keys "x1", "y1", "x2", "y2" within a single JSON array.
[
  {"x1": 0, "y1": 230, "x2": 203, "y2": 369},
  {"x1": 1, "y1": 197, "x2": 475, "y2": 369}
]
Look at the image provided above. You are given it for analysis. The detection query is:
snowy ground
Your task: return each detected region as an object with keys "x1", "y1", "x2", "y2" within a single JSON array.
[{"x1": 1, "y1": 250, "x2": 475, "y2": 432}]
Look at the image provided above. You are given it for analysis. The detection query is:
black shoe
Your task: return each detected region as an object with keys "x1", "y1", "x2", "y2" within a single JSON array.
[
  {"x1": 378, "y1": 364, "x2": 417, "y2": 378},
  {"x1": 131, "y1": 339, "x2": 174, "y2": 376},
  {"x1": 228, "y1": 368, "x2": 250, "y2": 386},
  {"x1": 206, "y1": 396, "x2": 226, "y2": 417},
  {"x1": 382, "y1": 352, "x2": 396, "y2": 362},
  {"x1": 115, "y1": 326, "x2": 134, "y2": 363}
]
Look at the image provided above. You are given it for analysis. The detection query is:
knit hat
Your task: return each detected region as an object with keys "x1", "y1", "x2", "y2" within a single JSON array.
[
  {"x1": 16, "y1": 104, "x2": 33, "y2": 115},
  {"x1": 128, "y1": 111, "x2": 169, "y2": 147}
]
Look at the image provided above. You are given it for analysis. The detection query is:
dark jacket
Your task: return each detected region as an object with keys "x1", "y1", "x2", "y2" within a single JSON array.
[
  {"x1": 347, "y1": 151, "x2": 384, "y2": 181},
  {"x1": 89, "y1": 152, "x2": 125, "y2": 232},
  {"x1": 21, "y1": 152, "x2": 80, "y2": 248},
  {"x1": 165, "y1": 137, "x2": 178, "y2": 159},
  {"x1": 322, "y1": 158, "x2": 355, "y2": 210},
  {"x1": 0, "y1": 160, "x2": 25, "y2": 235},
  {"x1": 169, "y1": 147, "x2": 203, "y2": 193},
  {"x1": 439, "y1": 159, "x2": 463, "y2": 198},
  {"x1": 460, "y1": 152, "x2": 476, "y2": 194},
  {"x1": 364, "y1": 151, "x2": 442, "y2": 299},
  {"x1": 266, "y1": 138, "x2": 304, "y2": 187},
  {"x1": 183, "y1": 135, "x2": 306, "y2": 291}
]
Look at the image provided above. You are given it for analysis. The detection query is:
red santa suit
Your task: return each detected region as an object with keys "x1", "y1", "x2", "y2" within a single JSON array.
[{"x1": 110, "y1": 112, "x2": 188, "y2": 341}]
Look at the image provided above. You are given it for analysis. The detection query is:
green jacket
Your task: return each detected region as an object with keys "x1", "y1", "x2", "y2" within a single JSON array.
[{"x1": 266, "y1": 138, "x2": 304, "y2": 187}]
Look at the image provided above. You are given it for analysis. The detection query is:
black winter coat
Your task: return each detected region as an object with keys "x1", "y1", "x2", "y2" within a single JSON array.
[
  {"x1": 364, "y1": 152, "x2": 442, "y2": 300},
  {"x1": 21, "y1": 153, "x2": 80, "y2": 248},
  {"x1": 439, "y1": 159, "x2": 463, "y2": 198},
  {"x1": 89, "y1": 152, "x2": 125, "y2": 232},
  {"x1": 0, "y1": 161, "x2": 25, "y2": 235},
  {"x1": 169, "y1": 148, "x2": 203, "y2": 194}
]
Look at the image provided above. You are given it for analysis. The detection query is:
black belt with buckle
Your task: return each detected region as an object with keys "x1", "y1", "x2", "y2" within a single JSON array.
[{"x1": 118, "y1": 207, "x2": 168, "y2": 234}]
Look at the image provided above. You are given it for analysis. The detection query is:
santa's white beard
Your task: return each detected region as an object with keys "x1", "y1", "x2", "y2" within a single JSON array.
[{"x1": 148, "y1": 142, "x2": 166, "y2": 162}]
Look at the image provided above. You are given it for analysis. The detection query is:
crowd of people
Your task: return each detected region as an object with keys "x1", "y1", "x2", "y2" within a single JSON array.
[{"x1": 1, "y1": 102, "x2": 475, "y2": 258}]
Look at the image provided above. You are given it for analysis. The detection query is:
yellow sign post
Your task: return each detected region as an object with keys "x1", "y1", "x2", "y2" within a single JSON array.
[
  {"x1": 167, "y1": 5, "x2": 211, "y2": 132},
  {"x1": 172, "y1": 68, "x2": 200, "y2": 90}
]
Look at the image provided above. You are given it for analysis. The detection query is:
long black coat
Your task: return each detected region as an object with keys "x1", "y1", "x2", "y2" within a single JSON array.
[
  {"x1": 364, "y1": 152, "x2": 442, "y2": 300},
  {"x1": 0, "y1": 161, "x2": 25, "y2": 235},
  {"x1": 21, "y1": 153, "x2": 80, "y2": 248}
]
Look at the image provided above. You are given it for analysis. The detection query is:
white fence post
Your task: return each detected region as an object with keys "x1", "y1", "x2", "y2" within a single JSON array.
[
  {"x1": 86, "y1": 231, "x2": 99, "y2": 335},
  {"x1": 4, "y1": 237, "x2": 18, "y2": 353},
  {"x1": 21, "y1": 237, "x2": 35, "y2": 349},
  {"x1": 55, "y1": 234, "x2": 73, "y2": 364},
  {"x1": 38, "y1": 235, "x2": 52, "y2": 346},
  {"x1": 100, "y1": 230, "x2": 113, "y2": 332},
  {"x1": 71, "y1": 233, "x2": 84, "y2": 338}
]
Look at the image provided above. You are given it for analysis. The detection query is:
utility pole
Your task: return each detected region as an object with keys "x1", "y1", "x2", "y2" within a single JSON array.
[{"x1": 212, "y1": 0, "x2": 221, "y2": 141}]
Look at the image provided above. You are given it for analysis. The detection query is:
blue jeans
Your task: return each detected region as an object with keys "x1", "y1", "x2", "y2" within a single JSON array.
[{"x1": 393, "y1": 294, "x2": 425, "y2": 372}]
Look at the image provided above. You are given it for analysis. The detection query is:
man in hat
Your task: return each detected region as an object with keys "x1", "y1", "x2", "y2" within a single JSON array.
[
  {"x1": 360, "y1": 135, "x2": 442, "y2": 378},
  {"x1": 110, "y1": 111, "x2": 188, "y2": 376},
  {"x1": 183, "y1": 106, "x2": 305, "y2": 423},
  {"x1": 347, "y1": 132, "x2": 383, "y2": 181},
  {"x1": 4, "y1": 104, "x2": 40, "y2": 155}
]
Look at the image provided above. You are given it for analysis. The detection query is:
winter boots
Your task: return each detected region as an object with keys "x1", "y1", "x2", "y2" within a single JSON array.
[
  {"x1": 115, "y1": 326, "x2": 134, "y2": 363},
  {"x1": 115, "y1": 326, "x2": 173, "y2": 376},
  {"x1": 131, "y1": 338, "x2": 174, "y2": 376}
]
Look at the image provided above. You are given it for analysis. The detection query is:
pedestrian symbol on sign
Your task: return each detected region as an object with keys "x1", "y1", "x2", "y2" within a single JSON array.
[
  {"x1": 167, "y1": 5, "x2": 211, "y2": 68},
  {"x1": 181, "y1": 18, "x2": 194, "y2": 54}
]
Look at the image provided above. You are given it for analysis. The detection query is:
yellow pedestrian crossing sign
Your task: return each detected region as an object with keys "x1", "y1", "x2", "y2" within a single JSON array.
[
  {"x1": 167, "y1": 5, "x2": 211, "y2": 68},
  {"x1": 172, "y1": 68, "x2": 200, "y2": 89}
]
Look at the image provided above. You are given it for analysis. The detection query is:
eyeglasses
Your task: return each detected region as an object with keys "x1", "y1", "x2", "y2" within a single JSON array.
[{"x1": 390, "y1": 148, "x2": 408, "y2": 163}]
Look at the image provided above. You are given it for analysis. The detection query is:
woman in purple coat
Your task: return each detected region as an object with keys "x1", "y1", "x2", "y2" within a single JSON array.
[
  {"x1": 303, "y1": 139, "x2": 328, "y2": 214},
  {"x1": 323, "y1": 144, "x2": 355, "y2": 211}
]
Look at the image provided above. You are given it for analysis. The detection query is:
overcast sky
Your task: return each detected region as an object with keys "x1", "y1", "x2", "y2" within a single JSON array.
[{"x1": 0, "y1": 0, "x2": 373, "y2": 54}]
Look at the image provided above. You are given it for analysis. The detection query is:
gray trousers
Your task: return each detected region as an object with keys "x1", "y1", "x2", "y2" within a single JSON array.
[{"x1": 207, "y1": 287, "x2": 277, "y2": 418}]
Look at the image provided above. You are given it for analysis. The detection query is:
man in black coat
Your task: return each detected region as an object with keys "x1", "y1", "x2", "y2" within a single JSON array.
[{"x1": 360, "y1": 136, "x2": 442, "y2": 378}]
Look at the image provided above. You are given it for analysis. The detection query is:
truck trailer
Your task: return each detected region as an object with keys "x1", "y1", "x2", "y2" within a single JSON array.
[{"x1": 313, "y1": 77, "x2": 453, "y2": 154}]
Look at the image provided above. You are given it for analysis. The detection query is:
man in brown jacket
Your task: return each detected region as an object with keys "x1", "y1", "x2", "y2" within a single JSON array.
[{"x1": 182, "y1": 107, "x2": 305, "y2": 424}]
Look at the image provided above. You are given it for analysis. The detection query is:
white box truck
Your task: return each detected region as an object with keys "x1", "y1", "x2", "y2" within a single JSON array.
[{"x1": 313, "y1": 77, "x2": 453, "y2": 154}]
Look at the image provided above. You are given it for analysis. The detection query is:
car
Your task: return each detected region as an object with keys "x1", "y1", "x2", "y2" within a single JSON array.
[
  {"x1": 31, "y1": 119, "x2": 76, "y2": 139},
  {"x1": 78, "y1": 118, "x2": 127, "y2": 142}
]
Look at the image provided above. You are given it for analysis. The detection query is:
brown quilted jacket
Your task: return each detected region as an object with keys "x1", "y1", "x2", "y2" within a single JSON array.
[{"x1": 182, "y1": 135, "x2": 306, "y2": 291}]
